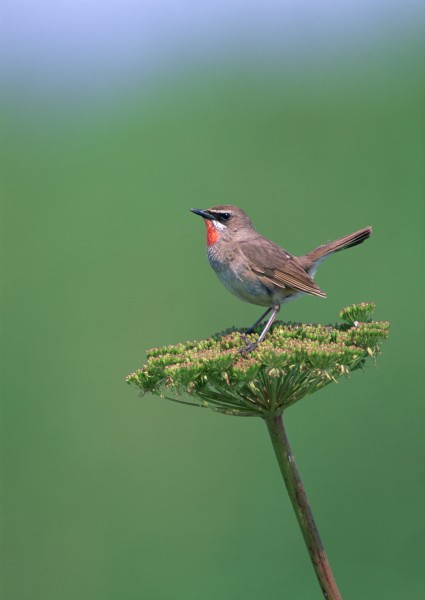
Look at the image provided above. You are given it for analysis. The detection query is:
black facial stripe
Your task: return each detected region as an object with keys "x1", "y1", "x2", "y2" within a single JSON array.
[{"x1": 211, "y1": 212, "x2": 231, "y2": 222}]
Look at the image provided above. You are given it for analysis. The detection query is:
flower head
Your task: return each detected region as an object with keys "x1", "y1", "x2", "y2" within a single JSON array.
[{"x1": 127, "y1": 304, "x2": 389, "y2": 417}]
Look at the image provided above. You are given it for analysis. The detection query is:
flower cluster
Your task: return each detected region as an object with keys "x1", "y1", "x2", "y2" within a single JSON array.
[{"x1": 127, "y1": 303, "x2": 389, "y2": 417}]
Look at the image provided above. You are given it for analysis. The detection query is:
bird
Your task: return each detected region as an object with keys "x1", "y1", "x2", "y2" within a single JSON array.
[{"x1": 190, "y1": 205, "x2": 372, "y2": 351}]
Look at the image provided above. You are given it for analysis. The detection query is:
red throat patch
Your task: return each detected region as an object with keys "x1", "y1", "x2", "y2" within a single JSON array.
[{"x1": 205, "y1": 219, "x2": 220, "y2": 246}]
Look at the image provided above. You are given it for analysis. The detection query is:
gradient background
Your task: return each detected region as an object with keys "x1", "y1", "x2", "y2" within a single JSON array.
[{"x1": 1, "y1": 2, "x2": 424, "y2": 598}]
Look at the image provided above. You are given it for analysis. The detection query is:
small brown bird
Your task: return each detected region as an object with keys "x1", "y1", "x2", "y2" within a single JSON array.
[{"x1": 191, "y1": 205, "x2": 372, "y2": 350}]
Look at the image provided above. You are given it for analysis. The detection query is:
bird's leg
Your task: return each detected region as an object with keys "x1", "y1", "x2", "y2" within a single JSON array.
[
  {"x1": 244, "y1": 307, "x2": 273, "y2": 335},
  {"x1": 241, "y1": 304, "x2": 281, "y2": 353},
  {"x1": 257, "y1": 304, "x2": 281, "y2": 343}
]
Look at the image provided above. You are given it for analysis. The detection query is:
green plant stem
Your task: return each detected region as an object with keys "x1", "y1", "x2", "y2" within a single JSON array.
[{"x1": 265, "y1": 414, "x2": 342, "y2": 600}]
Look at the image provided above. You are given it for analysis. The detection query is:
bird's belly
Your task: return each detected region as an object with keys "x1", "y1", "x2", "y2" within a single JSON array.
[
  {"x1": 216, "y1": 268, "x2": 273, "y2": 307},
  {"x1": 212, "y1": 263, "x2": 299, "y2": 307},
  {"x1": 207, "y1": 247, "x2": 305, "y2": 307}
]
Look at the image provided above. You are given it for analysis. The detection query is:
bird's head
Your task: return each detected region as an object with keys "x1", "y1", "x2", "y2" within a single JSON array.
[{"x1": 190, "y1": 205, "x2": 254, "y2": 245}]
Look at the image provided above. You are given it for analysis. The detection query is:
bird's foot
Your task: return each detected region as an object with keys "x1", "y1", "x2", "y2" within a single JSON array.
[{"x1": 238, "y1": 339, "x2": 258, "y2": 354}]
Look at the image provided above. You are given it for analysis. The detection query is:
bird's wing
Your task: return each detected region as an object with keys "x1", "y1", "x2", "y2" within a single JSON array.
[{"x1": 239, "y1": 237, "x2": 326, "y2": 298}]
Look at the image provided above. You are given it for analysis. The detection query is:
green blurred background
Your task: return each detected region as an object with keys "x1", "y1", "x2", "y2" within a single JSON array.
[{"x1": 1, "y1": 2, "x2": 424, "y2": 599}]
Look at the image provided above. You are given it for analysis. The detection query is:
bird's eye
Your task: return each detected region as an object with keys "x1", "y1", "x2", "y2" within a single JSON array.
[{"x1": 220, "y1": 213, "x2": 230, "y2": 221}]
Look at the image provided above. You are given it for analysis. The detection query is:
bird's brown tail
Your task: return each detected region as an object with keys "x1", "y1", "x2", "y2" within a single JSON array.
[{"x1": 304, "y1": 226, "x2": 372, "y2": 263}]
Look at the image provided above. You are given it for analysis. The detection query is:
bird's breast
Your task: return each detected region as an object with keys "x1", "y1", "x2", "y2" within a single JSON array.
[
  {"x1": 206, "y1": 245, "x2": 274, "y2": 307},
  {"x1": 206, "y1": 244, "x2": 234, "y2": 270}
]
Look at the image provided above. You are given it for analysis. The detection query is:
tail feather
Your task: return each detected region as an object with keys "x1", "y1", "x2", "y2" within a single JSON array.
[{"x1": 304, "y1": 226, "x2": 372, "y2": 263}]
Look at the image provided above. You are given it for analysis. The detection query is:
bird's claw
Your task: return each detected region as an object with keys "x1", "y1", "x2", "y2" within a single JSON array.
[{"x1": 238, "y1": 340, "x2": 258, "y2": 354}]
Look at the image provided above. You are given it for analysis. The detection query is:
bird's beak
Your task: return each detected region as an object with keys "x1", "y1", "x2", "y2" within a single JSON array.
[{"x1": 190, "y1": 208, "x2": 216, "y2": 220}]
